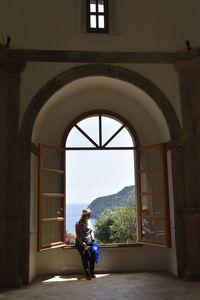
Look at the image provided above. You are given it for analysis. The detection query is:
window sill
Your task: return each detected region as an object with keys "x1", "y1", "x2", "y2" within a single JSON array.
[{"x1": 62, "y1": 243, "x2": 143, "y2": 250}]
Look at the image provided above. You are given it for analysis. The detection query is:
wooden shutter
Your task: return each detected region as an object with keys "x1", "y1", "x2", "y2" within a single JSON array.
[
  {"x1": 38, "y1": 144, "x2": 66, "y2": 251},
  {"x1": 136, "y1": 143, "x2": 171, "y2": 247}
]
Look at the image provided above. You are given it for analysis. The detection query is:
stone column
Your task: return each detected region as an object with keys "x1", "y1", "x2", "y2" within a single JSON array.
[
  {"x1": 175, "y1": 56, "x2": 200, "y2": 280},
  {"x1": 0, "y1": 47, "x2": 26, "y2": 288}
]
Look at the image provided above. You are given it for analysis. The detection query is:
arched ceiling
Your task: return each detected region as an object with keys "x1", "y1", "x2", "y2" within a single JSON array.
[{"x1": 32, "y1": 76, "x2": 170, "y2": 145}]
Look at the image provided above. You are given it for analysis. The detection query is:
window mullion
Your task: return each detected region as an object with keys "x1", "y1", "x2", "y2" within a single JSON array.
[
  {"x1": 99, "y1": 115, "x2": 102, "y2": 147},
  {"x1": 96, "y1": 0, "x2": 99, "y2": 28}
]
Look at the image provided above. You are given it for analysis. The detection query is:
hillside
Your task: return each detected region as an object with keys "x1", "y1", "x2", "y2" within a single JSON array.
[{"x1": 88, "y1": 185, "x2": 135, "y2": 219}]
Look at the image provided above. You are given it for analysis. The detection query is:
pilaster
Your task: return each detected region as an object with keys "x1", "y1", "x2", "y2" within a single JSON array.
[
  {"x1": 0, "y1": 47, "x2": 26, "y2": 288},
  {"x1": 175, "y1": 57, "x2": 200, "y2": 279},
  {"x1": 183, "y1": 212, "x2": 200, "y2": 280}
]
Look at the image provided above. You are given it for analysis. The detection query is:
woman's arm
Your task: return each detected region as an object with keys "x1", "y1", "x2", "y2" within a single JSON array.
[
  {"x1": 88, "y1": 219, "x2": 95, "y2": 241},
  {"x1": 75, "y1": 222, "x2": 86, "y2": 247}
]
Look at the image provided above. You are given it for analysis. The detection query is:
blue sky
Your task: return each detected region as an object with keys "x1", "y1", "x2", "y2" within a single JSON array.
[{"x1": 65, "y1": 116, "x2": 135, "y2": 205}]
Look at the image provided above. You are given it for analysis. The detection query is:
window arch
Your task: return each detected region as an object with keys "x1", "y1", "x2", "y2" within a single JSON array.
[
  {"x1": 66, "y1": 114, "x2": 135, "y2": 149},
  {"x1": 38, "y1": 112, "x2": 171, "y2": 250}
]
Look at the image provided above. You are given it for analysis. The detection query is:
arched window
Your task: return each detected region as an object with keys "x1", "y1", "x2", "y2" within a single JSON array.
[
  {"x1": 38, "y1": 113, "x2": 171, "y2": 250},
  {"x1": 65, "y1": 114, "x2": 136, "y2": 245}
]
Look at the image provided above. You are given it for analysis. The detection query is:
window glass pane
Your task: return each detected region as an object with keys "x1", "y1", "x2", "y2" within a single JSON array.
[
  {"x1": 150, "y1": 171, "x2": 164, "y2": 193},
  {"x1": 90, "y1": 15, "x2": 97, "y2": 28},
  {"x1": 98, "y1": 15, "x2": 105, "y2": 28},
  {"x1": 141, "y1": 195, "x2": 150, "y2": 216},
  {"x1": 140, "y1": 171, "x2": 164, "y2": 193},
  {"x1": 98, "y1": 0, "x2": 104, "y2": 12},
  {"x1": 77, "y1": 116, "x2": 99, "y2": 146},
  {"x1": 140, "y1": 172, "x2": 149, "y2": 193},
  {"x1": 142, "y1": 219, "x2": 166, "y2": 242},
  {"x1": 41, "y1": 173, "x2": 64, "y2": 194},
  {"x1": 102, "y1": 116, "x2": 122, "y2": 145},
  {"x1": 66, "y1": 127, "x2": 96, "y2": 148},
  {"x1": 141, "y1": 195, "x2": 165, "y2": 217},
  {"x1": 42, "y1": 221, "x2": 64, "y2": 246},
  {"x1": 90, "y1": 3, "x2": 96, "y2": 12},
  {"x1": 105, "y1": 127, "x2": 134, "y2": 147},
  {"x1": 139, "y1": 147, "x2": 162, "y2": 169},
  {"x1": 41, "y1": 149, "x2": 63, "y2": 170},
  {"x1": 42, "y1": 197, "x2": 64, "y2": 219},
  {"x1": 152, "y1": 195, "x2": 165, "y2": 216}
]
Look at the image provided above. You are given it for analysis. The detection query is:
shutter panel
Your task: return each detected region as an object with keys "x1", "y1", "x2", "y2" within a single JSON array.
[
  {"x1": 38, "y1": 144, "x2": 66, "y2": 251},
  {"x1": 136, "y1": 143, "x2": 171, "y2": 247}
]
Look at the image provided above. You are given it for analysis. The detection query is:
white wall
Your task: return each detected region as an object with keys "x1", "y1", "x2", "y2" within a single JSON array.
[
  {"x1": 29, "y1": 74, "x2": 178, "y2": 281},
  {"x1": 37, "y1": 246, "x2": 169, "y2": 275}
]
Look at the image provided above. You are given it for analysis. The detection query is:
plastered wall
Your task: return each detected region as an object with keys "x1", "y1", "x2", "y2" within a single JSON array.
[{"x1": 1, "y1": 0, "x2": 200, "y2": 51}]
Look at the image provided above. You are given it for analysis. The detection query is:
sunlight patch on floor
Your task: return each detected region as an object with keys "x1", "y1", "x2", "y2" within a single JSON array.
[
  {"x1": 43, "y1": 276, "x2": 78, "y2": 283},
  {"x1": 95, "y1": 274, "x2": 110, "y2": 278},
  {"x1": 42, "y1": 274, "x2": 110, "y2": 283}
]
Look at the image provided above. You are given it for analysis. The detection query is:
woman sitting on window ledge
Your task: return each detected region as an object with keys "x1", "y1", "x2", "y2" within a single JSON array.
[{"x1": 75, "y1": 208, "x2": 96, "y2": 280}]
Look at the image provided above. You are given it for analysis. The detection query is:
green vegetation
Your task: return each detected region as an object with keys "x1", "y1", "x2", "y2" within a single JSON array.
[
  {"x1": 88, "y1": 185, "x2": 135, "y2": 219},
  {"x1": 94, "y1": 205, "x2": 137, "y2": 244}
]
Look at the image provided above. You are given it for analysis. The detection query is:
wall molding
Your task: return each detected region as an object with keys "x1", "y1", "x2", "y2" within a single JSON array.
[{"x1": 0, "y1": 45, "x2": 199, "y2": 64}]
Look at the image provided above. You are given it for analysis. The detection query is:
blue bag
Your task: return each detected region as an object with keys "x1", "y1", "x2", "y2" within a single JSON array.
[{"x1": 92, "y1": 242, "x2": 100, "y2": 264}]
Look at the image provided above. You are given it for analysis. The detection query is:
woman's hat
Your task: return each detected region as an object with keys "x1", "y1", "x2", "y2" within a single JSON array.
[{"x1": 82, "y1": 208, "x2": 91, "y2": 215}]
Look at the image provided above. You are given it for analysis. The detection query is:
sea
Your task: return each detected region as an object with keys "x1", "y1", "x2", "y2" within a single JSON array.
[{"x1": 66, "y1": 203, "x2": 96, "y2": 235}]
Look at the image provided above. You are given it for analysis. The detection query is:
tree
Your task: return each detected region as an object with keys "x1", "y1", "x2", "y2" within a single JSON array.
[
  {"x1": 94, "y1": 208, "x2": 116, "y2": 243},
  {"x1": 94, "y1": 205, "x2": 137, "y2": 244},
  {"x1": 109, "y1": 206, "x2": 136, "y2": 243}
]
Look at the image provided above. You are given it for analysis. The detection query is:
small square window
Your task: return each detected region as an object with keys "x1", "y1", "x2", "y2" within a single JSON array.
[{"x1": 86, "y1": 0, "x2": 109, "y2": 33}]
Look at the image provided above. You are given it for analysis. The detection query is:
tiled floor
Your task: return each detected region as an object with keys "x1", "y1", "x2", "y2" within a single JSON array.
[{"x1": 0, "y1": 272, "x2": 200, "y2": 300}]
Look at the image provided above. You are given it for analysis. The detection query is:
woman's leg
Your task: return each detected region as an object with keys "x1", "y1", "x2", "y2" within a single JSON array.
[
  {"x1": 75, "y1": 240, "x2": 91, "y2": 278},
  {"x1": 89, "y1": 249, "x2": 96, "y2": 277}
]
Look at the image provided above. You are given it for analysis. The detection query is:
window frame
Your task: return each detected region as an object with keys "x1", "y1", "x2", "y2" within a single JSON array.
[{"x1": 86, "y1": 0, "x2": 109, "y2": 33}]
